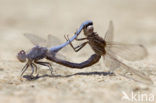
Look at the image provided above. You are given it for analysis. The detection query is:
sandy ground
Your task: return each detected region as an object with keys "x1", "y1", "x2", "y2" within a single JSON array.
[{"x1": 0, "y1": 0, "x2": 156, "y2": 103}]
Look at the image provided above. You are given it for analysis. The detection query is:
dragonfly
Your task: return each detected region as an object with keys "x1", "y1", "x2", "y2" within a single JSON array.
[
  {"x1": 50, "y1": 21, "x2": 153, "y2": 85},
  {"x1": 17, "y1": 20, "x2": 93, "y2": 79}
]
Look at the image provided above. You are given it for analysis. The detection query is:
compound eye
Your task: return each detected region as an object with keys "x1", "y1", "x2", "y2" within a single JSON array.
[
  {"x1": 17, "y1": 50, "x2": 26, "y2": 62},
  {"x1": 86, "y1": 25, "x2": 94, "y2": 33}
]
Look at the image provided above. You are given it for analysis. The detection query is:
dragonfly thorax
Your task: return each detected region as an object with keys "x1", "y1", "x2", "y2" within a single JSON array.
[
  {"x1": 26, "y1": 46, "x2": 48, "y2": 61},
  {"x1": 87, "y1": 33, "x2": 106, "y2": 56}
]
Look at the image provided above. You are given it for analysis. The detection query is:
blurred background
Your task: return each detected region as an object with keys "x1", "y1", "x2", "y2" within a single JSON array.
[
  {"x1": 0, "y1": 0, "x2": 156, "y2": 103},
  {"x1": 0, "y1": 0, "x2": 156, "y2": 59}
]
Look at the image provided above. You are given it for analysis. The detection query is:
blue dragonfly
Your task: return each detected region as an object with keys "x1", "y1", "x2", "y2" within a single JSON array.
[{"x1": 17, "y1": 20, "x2": 93, "y2": 79}]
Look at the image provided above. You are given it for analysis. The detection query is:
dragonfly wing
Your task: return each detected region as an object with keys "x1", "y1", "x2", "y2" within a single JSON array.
[
  {"x1": 24, "y1": 33, "x2": 47, "y2": 47},
  {"x1": 47, "y1": 34, "x2": 63, "y2": 47},
  {"x1": 55, "y1": 52, "x2": 68, "y2": 60},
  {"x1": 50, "y1": 50, "x2": 69, "y2": 61},
  {"x1": 106, "y1": 42, "x2": 148, "y2": 61},
  {"x1": 104, "y1": 21, "x2": 114, "y2": 42},
  {"x1": 47, "y1": 34, "x2": 69, "y2": 52},
  {"x1": 103, "y1": 52, "x2": 153, "y2": 85},
  {"x1": 103, "y1": 53, "x2": 120, "y2": 71}
]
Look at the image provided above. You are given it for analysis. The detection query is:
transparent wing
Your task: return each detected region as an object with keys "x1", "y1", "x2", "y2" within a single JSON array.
[
  {"x1": 47, "y1": 34, "x2": 63, "y2": 48},
  {"x1": 24, "y1": 33, "x2": 47, "y2": 47},
  {"x1": 55, "y1": 52, "x2": 68, "y2": 60},
  {"x1": 103, "y1": 52, "x2": 153, "y2": 85},
  {"x1": 104, "y1": 53, "x2": 120, "y2": 71},
  {"x1": 50, "y1": 50, "x2": 70, "y2": 62},
  {"x1": 106, "y1": 42, "x2": 148, "y2": 61},
  {"x1": 46, "y1": 34, "x2": 71, "y2": 60},
  {"x1": 104, "y1": 21, "x2": 114, "y2": 42},
  {"x1": 24, "y1": 33, "x2": 70, "y2": 59},
  {"x1": 47, "y1": 34, "x2": 70, "y2": 52}
]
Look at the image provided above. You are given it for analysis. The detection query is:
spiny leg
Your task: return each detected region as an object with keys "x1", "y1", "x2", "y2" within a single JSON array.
[
  {"x1": 75, "y1": 38, "x2": 87, "y2": 41},
  {"x1": 32, "y1": 63, "x2": 38, "y2": 76},
  {"x1": 64, "y1": 35, "x2": 81, "y2": 51},
  {"x1": 65, "y1": 33, "x2": 87, "y2": 41},
  {"x1": 74, "y1": 41, "x2": 88, "y2": 52},
  {"x1": 64, "y1": 35, "x2": 88, "y2": 52},
  {"x1": 30, "y1": 64, "x2": 35, "y2": 78},
  {"x1": 20, "y1": 63, "x2": 29, "y2": 78},
  {"x1": 21, "y1": 62, "x2": 28, "y2": 72},
  {"x1": 35, "y1": 61, "x2": 53, "y2": 75},
  {"x1": 75, "y1": 36, "x2": 87, "y2": 41}
]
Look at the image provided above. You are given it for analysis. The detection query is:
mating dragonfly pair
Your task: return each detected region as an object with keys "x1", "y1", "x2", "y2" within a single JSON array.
[{"x1": 17, "y1": 20, "x2": 153, "y2": 84}]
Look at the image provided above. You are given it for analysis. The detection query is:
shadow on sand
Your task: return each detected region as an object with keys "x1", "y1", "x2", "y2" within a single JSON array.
[{"x1": 23, "y1": 71, "x2": 114, "y2": 81}]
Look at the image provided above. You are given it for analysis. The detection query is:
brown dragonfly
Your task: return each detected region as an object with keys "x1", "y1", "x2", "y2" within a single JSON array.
[{"x1": 60, "y1": 21, "x2": 153, "y2": 85}]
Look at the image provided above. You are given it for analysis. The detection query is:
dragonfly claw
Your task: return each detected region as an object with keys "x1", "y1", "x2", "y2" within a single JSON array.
[{"x1": 64, "y1": 34, "x2": 70, "y2": 42}]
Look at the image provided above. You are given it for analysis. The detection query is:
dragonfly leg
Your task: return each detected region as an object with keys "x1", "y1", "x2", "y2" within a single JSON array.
[
  {"x1": 74, "y1": 42, "x2": 88, "y2": 52},
  {"x1": 64, "y1": 34, "x2": 88, "y2": 52},
  {"x1": 35, "y1": 61, "x2": 53, "y2": 75},
  {"x1": 32, "y1": 63, "x2": 39, "y2": 77},
  {"x1": 20, "y1": 63, "x2": 29, "y2": 78},
  {"x1": 65, "y1": 34, "x2": 87, "y2": 41},
  {"x1": 21, "y1": 62, "x2": 28, "y2": 72},
  {"x1": 30, "y1": 64, "x2": 35, "y2": 78},
  {"x1": 75, "y1": 37, "x2": 87, "y2": 41}
]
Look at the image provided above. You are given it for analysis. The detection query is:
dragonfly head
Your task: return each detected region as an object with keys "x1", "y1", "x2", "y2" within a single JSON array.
[
  {"x1": 83, "y1": 23, "x2": 94, "y2": 36},
  {"x1": 17, "y1": 50, "x2": 27, "y2": 62}
]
